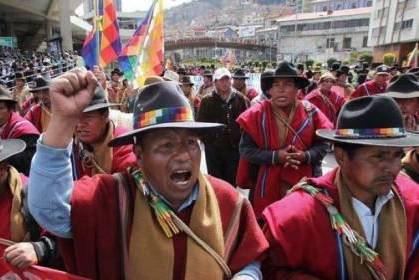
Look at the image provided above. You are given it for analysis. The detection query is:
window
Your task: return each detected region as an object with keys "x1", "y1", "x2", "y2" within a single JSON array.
[
  {"x1": 326, "y1": 38, "x2": 335, "y2": 48},
  {"x1": 402, "y1": 19, "x2": 414, "y2": 29},
  {"x1": 343, "y1": 37, "x2": 352, "y2": 49},
  {"x1": 362, "y1": 36, "x2": 368, "y2": 47}
]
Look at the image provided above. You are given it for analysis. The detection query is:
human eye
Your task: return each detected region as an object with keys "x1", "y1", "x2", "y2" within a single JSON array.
[
  {"x1": 186, "y1": 138, "x2": 199, "y2": 149},
  {"x1": 156, "y1": 141, "x2": 175, "y2": 153}
]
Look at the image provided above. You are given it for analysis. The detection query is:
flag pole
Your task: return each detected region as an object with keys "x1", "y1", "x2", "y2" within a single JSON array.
[{"x1": 94, "y1": 0, "x2": 101, "y2": 67}]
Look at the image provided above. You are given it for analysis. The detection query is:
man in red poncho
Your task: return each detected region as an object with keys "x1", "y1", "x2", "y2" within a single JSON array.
[
  {"x1": 350, "y1": 65, "x2": 390, "y2": 99},
  {"x1": 71, "y1": 86, "x2": 136, "y2": 179},
  {"x1": 305, "y1": 72, "x2": 346, "y2": 126},
  {"x1": 28, "y1": 71, "x2": 268, "y2": 280},
  {"x1": 236, "y1": 61, "x2": 332, "y2": 219},
  {"x1": 263, "y1": 95, "x2": 419, "y2": 280},
  {"x1": 24, "y1": 76, "x2": 52, "y2": 133},
  {"x1": 0, "y1": 87, "x2": 39, "y2": 175}
]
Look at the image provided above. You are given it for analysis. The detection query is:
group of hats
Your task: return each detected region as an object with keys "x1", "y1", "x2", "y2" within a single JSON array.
[
  {"x1": 108, "y1": 61, "x2": 419, "y2": 148},
  {"x1": 318, "y1": 70, "x2": 419, "y2": 146}
]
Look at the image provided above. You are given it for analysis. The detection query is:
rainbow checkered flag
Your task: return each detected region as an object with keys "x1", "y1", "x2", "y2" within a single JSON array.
[
  {"x1": 136, "y1": 0, "x2": 165, "y2": 85},
  {"x1": 100, "y1": 0, "x2": 121, "y2": 68},
  {"x1": 81, "y1": 25, "x2": 99, "y2": 69},
  {"x1": 118, "y1": 1, "x2": 157, "y2": 81}
]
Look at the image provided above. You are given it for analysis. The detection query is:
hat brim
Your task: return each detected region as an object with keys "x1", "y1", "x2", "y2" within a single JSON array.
[
  {"x1": 316, "y1": 129, "x2": 419, "y2": 147},
  {"x1": 83, "y1": 103, "x2": 121, "y2": 113},
  {"x1": 0, "y1": 139, "x2": 26, "y2": 162},
  {"x1": 381, "y1": 91, "x2": 419, "y2": 99},
  {"x1": 0, "y1": 97, "x2": 17, "y2": 103},
  {"x1": 262, "y1": 75, "x2": 310, "y2": 89},
  {"x1": 29, "y1": 85, "x2": 50, "y2": 92},
  {"x1": 109, "y1": 122, "x2": 224, "y2": 147}
]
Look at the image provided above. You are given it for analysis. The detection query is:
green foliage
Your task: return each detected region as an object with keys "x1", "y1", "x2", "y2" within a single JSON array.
[
  {"x1": 327, "y1": 57, "x2": 337, "y2": 68},
  {"x1": 359, "y1": 52, "x2": 373, "y2": 65},
  {"x1": 383, "y1": 53, "x2": 396, "y2": 66},
  {"x1": 305, "y1": 59, "x2": 314, "y2": 68}
]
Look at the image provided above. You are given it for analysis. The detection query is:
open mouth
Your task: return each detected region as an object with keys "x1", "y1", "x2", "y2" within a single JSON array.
[{"x1": 170, "y1": 170, "x2": 192, "y2": 186}]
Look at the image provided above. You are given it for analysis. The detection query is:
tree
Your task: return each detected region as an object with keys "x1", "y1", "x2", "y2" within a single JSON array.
[
  {"x1": 305, "y1": 59, "x2": 314, "y2": 68},
  {"x1": 383, "y1": 52, "x2": 396, "y2": 66},
  {"x1": 327, "y1": 57, "x2": 337, "y2": 69},
  {"x1": 359, "y1": 52, "x2": 373, "y2": 65}
]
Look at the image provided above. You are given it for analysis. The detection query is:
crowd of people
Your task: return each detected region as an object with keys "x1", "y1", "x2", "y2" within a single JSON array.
[{"x1": 1, "y1": 43, "x2": 419, "y2": 280}]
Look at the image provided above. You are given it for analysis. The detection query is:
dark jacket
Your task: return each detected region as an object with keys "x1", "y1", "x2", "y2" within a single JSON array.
[{"x1": 197, "y1": 89, "x2": 249, "y2": 150}]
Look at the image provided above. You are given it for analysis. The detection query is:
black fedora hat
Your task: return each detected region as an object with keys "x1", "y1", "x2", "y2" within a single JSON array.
[
  {"x1": 180, "y1": 75, "x2": 194, "y2": 86},
  {"x1": 317, "y1": 96, "x2": 419, "y2": 146},
  {"x1": 382, "y1": 74, "x2": 419, "y2": 99},
  {"x1": 232, "y1": 69, "x2": 249, "y2": 79},
  {"x1": 29, "y1": 76, "x2": 50, "y2": 92},
  {"x1": 15, "y1": 72, "x2": 25, "y2": 81},
  {"x1": 262, "y1": 61, "x2": 309, "y2": 89},
  {"x1": 0, "y1": 139, "x2": 26, "y2": 162},
  {"x1": 407, "y1": 67, "x2": 419, "y2": 78},
  {"x1": 261, "y1": 70, "x2": 275, "y2": 97},
  {"x1": 0, "y1": 86, "x2": 17, "y2": 104},
  {"x1": 111, "y1": 68, "x2": 124, "y2": 77},
  {"x1": 83, "y1": 85, "x2": 120, "y2": 113},
  {"x1": 108, "y1": 81, "x2": 223, "y2": 147},
  {"x1": 203, "y1": 70, "x2": 213, "y2": 77}
]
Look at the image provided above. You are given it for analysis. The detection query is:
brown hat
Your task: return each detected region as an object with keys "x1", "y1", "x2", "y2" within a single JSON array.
[{"x1": 144, "y1": 76, "x2": 165, "y2": 86}]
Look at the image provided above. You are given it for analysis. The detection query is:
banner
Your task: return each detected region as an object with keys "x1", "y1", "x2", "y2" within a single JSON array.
[
  {"x1": 0, "y1": 37, "x2": 17, "y2": 48},
  {"x1": 0, "y1": 245, "x2": 88, "y2": 280},
  {"x1": 189, "y1": 73, "x2": 262, "y2": 93}
]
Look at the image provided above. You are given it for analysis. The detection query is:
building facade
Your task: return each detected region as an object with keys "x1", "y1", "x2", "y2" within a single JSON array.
[
  {"x1": 276, "y1": 7, "x2": 371, "y2": 62},
  {"x1": 368, "y1": 0, "x2": 419, "y2": 64},
  {"x1": 309, "y1": 0, "x2": 372, "y2": 12}
]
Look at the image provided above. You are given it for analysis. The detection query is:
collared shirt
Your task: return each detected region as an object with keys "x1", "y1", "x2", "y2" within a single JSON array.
[
  {"x1": 28, "y1": 135, "x2": 261, "y2": 279},
  {"x1": 352, "y1": 191, "x2": 394, "y2": 248}
]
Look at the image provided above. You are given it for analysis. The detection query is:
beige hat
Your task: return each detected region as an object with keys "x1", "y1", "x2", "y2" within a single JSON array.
[{"x1": 319, "y1": 72, "x2": 336, "y2": 83}]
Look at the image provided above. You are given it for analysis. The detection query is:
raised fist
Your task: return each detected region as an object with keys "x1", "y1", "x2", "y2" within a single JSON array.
[{"x1": 49, "y1": 68, "x2": 98, "y2": 119}]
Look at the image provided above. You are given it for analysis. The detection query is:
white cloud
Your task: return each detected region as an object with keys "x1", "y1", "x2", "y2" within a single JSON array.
[{"x1": 122, "y1": 0, "x2": 194, "y2": 12}]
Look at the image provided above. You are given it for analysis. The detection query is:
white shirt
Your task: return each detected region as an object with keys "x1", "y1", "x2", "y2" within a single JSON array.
[{"x1": 352, "y1": 191, "x2": 394, "y2": 248}]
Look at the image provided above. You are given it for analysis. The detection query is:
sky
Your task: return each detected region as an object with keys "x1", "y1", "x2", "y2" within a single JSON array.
[
  {"x1": 75, "y1": 0, "x2": 194, "y2": 16},
  {"x1": 123, "y1": 0, "x2": 194, "y2": 11}
]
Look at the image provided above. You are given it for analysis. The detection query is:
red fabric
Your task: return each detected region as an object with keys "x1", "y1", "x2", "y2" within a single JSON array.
[
  {"x1": 350, "y1": 80, "x2": 387, "y2": 99},
  {"x1": 1, "y1": 112, "x2": 40, "y2": 139},
  {"x1": 262, "y1": 168, "x2": 419, "y2": 280},
  {"x1": 304, "y1": 89, "x2": 346, "y2": 126},
  {"x1": 0, "y1": 187, "x2": 12, "y2": 240},
  {"x1": 247, "y1": 88, "x2": 259, "y2": 100},
  {"x1": 24, "y1": 104, "x2": 43, "y2": 133},
  {"x1": 59, "y1": 174, "x2": 268, "y2": 280},
  {"x1": 172, "y1": 208, "x2": 192, "y2": 280},
  {"x1": 0, "y1": 245, "x2": 88, "y2": 280},
  {"x1": 73, "y1": 125, "x2": 137, "y2": 177},
  {"x1": 20, "y1": 97, "x2": 37, "y2": 116},
  {"x1": 0, "y1": 174, "x2": 28, "y2": 240},
  {"x1": 236, "y1": 100, "x2": 333, "y2": 218}
]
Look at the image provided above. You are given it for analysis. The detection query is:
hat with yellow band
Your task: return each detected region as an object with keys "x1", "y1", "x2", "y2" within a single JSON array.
[{"x1": 109, "y1": 81, "x2": 223, "y2": 147}]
